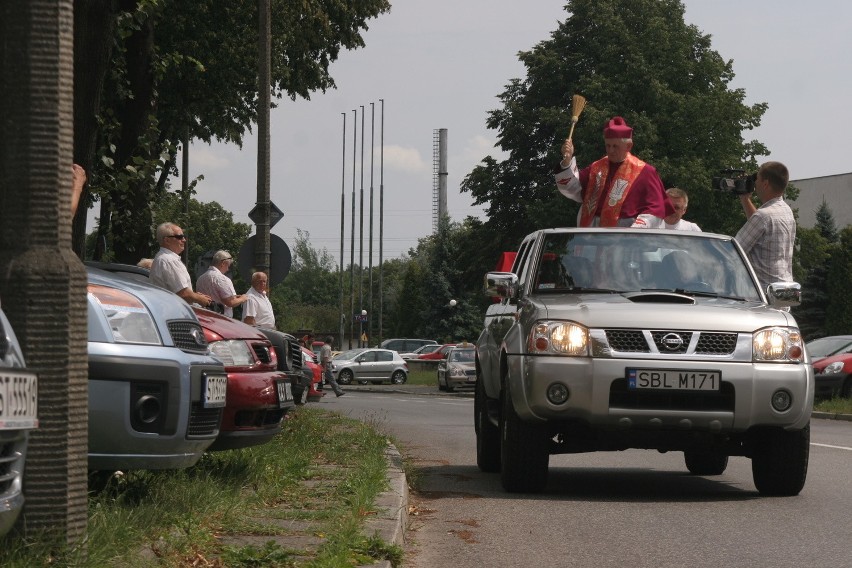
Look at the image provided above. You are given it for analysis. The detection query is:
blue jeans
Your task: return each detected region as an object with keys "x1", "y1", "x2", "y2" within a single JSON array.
[{"x1": 324, "y1": 364, "x2": 343, "y2": 395}]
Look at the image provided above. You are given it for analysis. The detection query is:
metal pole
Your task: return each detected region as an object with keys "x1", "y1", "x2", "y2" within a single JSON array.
[
  {"x1": 379, "y1": 99, "x2": 385, "y2": 345},
  {"x1": 359, "y1": 105, "x2": 365, "y2": 347},
  {"x1": 181, "y1": 132, "x2": 190, "y2": 265},
  {"x1": 368, "y1": 102, "x2": 375, "y2": 346},
  {"x1": 255, "y1": 0, "x2": 271, "y2": 276},
  {"x1": 339, "y1": 112, "x2": 346, "y2": 347},
  {"x1": 349, "y1": 108, "x2": 356, "y2": 349}
]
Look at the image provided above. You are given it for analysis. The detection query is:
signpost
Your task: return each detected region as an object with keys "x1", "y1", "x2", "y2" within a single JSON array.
[
  {"x1": 237, "y1": 234, "x2": 292, "y2": 287},
  {"x1": 248, "y1": 201, "x2": 284, "y2": 230}
]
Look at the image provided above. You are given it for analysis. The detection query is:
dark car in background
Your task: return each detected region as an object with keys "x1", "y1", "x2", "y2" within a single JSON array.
[
  {"x1": 87, "y1": 266, "x2": 227, "y2": 471},
  {"x1": 194, "y1": 309, "x2": 293, "y2": 450},
  {"x1": 0, "y1": 307, "x2": 38, "y2": 536},
  {"x1": 806, "y1": 335, "x2": 852, "y2": 399}
]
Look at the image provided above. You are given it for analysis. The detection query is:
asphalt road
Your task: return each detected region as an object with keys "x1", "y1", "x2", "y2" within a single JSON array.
[{"x1": 336, "y1": 388, "x2": 852, "y2": 568}]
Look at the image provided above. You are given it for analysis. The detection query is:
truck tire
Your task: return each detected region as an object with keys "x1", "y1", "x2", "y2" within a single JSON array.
[
  {"x1": 500, "y1": 383, "x2": 549, "y2": 493},
  {"x1": 684, "y1": 449, "x2": 728, "y2": 475},
  {"x1": 475, "y1": 379, "x2": 500, "y2": 473},
  {"x1": 751, "y1": 422, "x2": 810, "y2": 496}
]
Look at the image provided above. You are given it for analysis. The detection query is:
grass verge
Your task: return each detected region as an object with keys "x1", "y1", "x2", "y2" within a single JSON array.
[
  {"x1": 0, "y1": 407, "x2": 402, "y2": 568},
  {"x1": 814, "y1": 396, "x2": 852, "y2": 415},
  {"x1": 406, "y1": 368, "x2": 437, "y2": 387}
]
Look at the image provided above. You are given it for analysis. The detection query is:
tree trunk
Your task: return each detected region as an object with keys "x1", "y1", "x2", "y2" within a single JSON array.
[{"x1": 0, "y1": 0, "x2": 89, "y2": 549}]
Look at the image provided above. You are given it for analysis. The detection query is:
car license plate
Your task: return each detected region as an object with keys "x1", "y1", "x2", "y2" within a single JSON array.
[
  {"x1": 276, "y1": 380, "x2": 293, "y2": 406},
  {"x1": 0, "y1": 371, "x2": 39, "y2": 429},
  {"x1": 627, "y1": 368, "x2": 721, "y2": 391},
  {"x1": 203, "y1": 374, "x2": 228, "y2": 408}
]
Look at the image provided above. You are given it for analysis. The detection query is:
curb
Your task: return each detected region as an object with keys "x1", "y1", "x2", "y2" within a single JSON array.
[
  {"x1": 359, "y1": 444, "x2": 409, "y2": 568},
  {"x1": 812, "y1": 411, "x2": 852, "y2": 422}
]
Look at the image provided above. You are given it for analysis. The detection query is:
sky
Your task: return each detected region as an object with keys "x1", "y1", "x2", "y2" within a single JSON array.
[{"x1": 168, "y1": 0, "x2": 852, "y2": 265}]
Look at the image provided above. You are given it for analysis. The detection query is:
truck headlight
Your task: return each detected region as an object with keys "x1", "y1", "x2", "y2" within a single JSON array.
[
  {"x1": 752, "y1": 327, "x2": 804, "y2": 362},
  {"x1": 530, "y1": 321, "x2": 589, "y2": 356}
]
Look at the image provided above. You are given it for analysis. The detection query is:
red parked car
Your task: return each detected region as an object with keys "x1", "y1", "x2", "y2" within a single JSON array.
[
  {"x1": 194, "y1": 308, "x2": 294, "y2": 450},
  {"x1": 417, "y1": 343, "x2": 457, "y2": 360},
  {"x1": 301, "y1": 346, "x2": 326, "y2": 402}
]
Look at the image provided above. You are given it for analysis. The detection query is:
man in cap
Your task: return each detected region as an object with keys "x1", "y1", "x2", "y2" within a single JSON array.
[
  {"x1": 554, "y1": 116, "x2": 673, "y2": 228},
  {"x1": 196, "y1": 250, "x2": 248, "y2": 317}
]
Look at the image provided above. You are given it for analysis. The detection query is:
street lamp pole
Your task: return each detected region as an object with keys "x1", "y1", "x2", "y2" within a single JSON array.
[{"x1": 360, "y1": 309, "x2": 367, "y2": 347}]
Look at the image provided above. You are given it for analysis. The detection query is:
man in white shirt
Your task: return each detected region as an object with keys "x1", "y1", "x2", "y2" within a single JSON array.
[
  {"x1": 196, "y1": 250, "x2": 247, "y2": 318},
  {"x1": 242, "y1": 271, "x2": 275, "y2": 328},
  {"x1": 664, "y1": 188, "x2": 701, "y2": 231},
  {"x1": 150, "y1": 222, "x2": 213, "y2": 307}
]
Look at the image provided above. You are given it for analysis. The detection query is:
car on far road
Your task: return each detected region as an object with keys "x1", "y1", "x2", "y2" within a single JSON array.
[
  {"x1": 806, "y1": 335, "x2": 852, "y2": 362},
  {"x1": 0, "y1": 306, "x2": 38, "y2": 536},
  {"x1": 418, "y1": 342, "x2": 474, "y2": 360},
  {"x1": 87, "y1": 265, "x2": 227, "y2": 471},
  {"x1": 331, "y1": 348, "x2": 408, "y2": 385},
  {"x1": 380, "y1": 338, "x2": 437, "y2": 353},
  {"x1": 812, "y1": 351, "x2": 852, "y2": 399},
  {"x1": 437, "y1": 346, "x2": 476, "y2": 392},
  {"x1": 399, "y1": 344, "x2": 442, "y2": 360}
]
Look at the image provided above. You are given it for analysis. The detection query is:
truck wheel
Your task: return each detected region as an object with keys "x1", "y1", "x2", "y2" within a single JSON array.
[
  {"x1": 500, "y1": 384, "x2": 549, "y2": 493},
  {"x1": 684, "y1": 449, "x2": 728, "y2": 475},
  {"x1": 751, "y1": 422, "x2": 810, "y2": 496},
  {"x1": 475, "y1": 379, "x2": 500, "y2": 473}
]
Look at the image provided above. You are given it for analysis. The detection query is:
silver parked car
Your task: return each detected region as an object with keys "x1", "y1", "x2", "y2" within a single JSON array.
[
  {"x1": 437, "y1": 346, "x2": 476, "y2": 391},
  {"x1": 87, "y1": 266, "x2": 227, "y2": 471},
  {"x1": 476, "y1": 228, "x2": 813, "y2": 496},
  {"x1": 332, "y1": 348, "x2": 408, "y2": 385},
  {"x1": 0, "y1": 307, "x2": 38, "y2": 536}
]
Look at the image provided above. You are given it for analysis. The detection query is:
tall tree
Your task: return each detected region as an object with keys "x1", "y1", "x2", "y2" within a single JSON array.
[
  {"x1": 461, "y1": 0, "x2": 768, "y2": 263},
  {"x1": 824, "y1": 226, "x2": 852, "y2": 336},
  {"x1": 72, "y1": 0, "x2": 390, "y2": 260},
  {"x1": 792, "y1": 202, "x2": 838, "y2": 340}
]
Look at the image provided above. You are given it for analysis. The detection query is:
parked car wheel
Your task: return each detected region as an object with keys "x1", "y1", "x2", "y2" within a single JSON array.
[
  {"x1": 684, "y1": 449, "x2": 729, "y2": 476},
  {"x1": 391, "y1": 370, "x2": 407, "y2": 384},
  {"x1": 437, "y1": 373, "x2": 447, "y2": 391},
  {"x1": 500, "y1": 383, "x2": 549, "y2": 493},
  {"x1": 751, "y1": 423, "x2": 810, "y2": 496},
  {"x1": 475, "y1": 378, "x2": 500, "y2": 473},
  {"x1": 338, "y1": 369, "x2": 353, "y2": 385}
]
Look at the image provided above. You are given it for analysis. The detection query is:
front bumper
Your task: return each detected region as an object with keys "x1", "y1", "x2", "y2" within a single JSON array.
[{"x1": 510, "y1": 353, "x2": 814, "y2": 433}]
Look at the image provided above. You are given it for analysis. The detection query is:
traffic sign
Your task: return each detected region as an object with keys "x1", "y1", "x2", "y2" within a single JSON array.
[
  {"x1": 237, "y1": 234, "x2": 292, "y2": 287},
  {"x1": 248, "y1": 201, "x2": 284, "y2": 230}
]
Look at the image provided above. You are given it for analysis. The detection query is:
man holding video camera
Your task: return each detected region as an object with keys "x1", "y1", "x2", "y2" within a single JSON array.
[{"x1": 734, "y1": 161, "x2": 795, "y2": 291}]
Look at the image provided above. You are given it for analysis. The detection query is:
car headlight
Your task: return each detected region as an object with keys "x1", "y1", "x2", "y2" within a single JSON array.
[
  {"x1": 821, "y1": 361, "x2": 845, "y2": 375},
  {"x1": 448, "y1": 365, "x2": 466, "y2": 378},
  {"x1": 208, "y1": 340, "x2": 254, "y2": 367},
  {"x1": 88, "y1": 284, "x2": 161, "y2": 345},
  {"x1": 752, "y1": 327, "x2": 804, "y2": 362},
  {"x1": 529, "y1": 321, "x2": 589, "y2": 356}
]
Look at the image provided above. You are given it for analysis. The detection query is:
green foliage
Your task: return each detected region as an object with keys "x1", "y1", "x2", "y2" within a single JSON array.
[
  {"x1": 461, "y1": 0, "x2": 768, "y2": 254},
  {"x1": 825, "y1": 227, "x2": 852, "y2": 335},
  {"x1": 792, "y1": 227, "x2": 832, "y2": 340}
]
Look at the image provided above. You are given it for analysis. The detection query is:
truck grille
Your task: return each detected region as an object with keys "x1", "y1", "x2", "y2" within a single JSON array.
[
  {"x1": 169, "y1": 320, "x2": 208, "y2": 354},
  {"x1": 605, "y1": 329, "x2": 738, "y2": 356},
  {"x1": 609, "y1": 378, "x2": 735, "y2": 412},
  {"x1": 186, "y1": 403, "x2": 222, "y2": 438}
]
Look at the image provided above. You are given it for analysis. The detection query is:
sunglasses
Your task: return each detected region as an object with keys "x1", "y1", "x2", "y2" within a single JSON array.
[{"x1": 167, "y1": 234, "x2": 186, "y2": 240}]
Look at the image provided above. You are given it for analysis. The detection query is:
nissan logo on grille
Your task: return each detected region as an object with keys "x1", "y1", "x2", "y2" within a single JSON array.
[{"x1": 661, "y1": 333, "x2": 684, "y2": 351}]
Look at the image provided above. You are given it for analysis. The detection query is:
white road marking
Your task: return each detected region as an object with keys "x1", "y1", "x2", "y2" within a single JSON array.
[{"x1": 811, "y1": 442, "x2": 852, "y2": 452}]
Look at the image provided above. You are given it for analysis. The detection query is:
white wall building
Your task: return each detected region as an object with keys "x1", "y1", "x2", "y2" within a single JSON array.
[{"x1": 787, "y1": 172, "x2": 852, "y2": 229}]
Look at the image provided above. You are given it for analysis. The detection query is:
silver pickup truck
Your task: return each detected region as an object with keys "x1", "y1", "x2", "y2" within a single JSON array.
[{"x1": 474, "y1": 228, "x2": 813, "y2": 495}]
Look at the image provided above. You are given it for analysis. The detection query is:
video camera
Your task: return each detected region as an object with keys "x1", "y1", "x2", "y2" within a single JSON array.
[{"x1": 711, "y1": 169, "x2": 756, "y2": 195}]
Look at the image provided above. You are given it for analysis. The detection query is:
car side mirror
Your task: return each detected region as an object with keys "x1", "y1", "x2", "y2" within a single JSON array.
[{"x1": 767, "y1": 281, "x2": 801, "y2": 308}]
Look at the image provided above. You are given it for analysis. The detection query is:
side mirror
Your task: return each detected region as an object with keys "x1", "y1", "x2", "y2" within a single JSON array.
[
  {"x1": 767, "y1": 281, "x2": 801, "y2": 308},
  {"x1": 485, "y1": 271, "x2": 518, "y2": 299}
]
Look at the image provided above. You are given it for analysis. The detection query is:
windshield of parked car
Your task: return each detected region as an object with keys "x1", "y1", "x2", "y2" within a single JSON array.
[
  {"x1": 807, "y1": 337, "x2": 852, "y2": 359},
  {"x1": 533, "y1": 231, "x2": 760, "y2": 301},
  {"x1": 449, "y1": 349, "x2": 475, "y2": 363}
]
